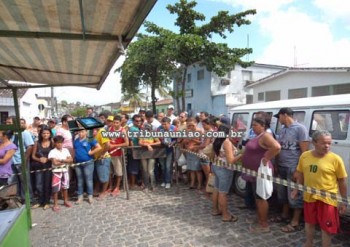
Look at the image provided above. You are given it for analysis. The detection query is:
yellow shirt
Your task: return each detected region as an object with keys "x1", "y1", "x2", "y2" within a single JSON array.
[
  {"x1": 94, "y1": 128, "x2": 110, "y2": 159},
  {"x1": 296, "y1": 150, "x2": 347, "y2": 206}
]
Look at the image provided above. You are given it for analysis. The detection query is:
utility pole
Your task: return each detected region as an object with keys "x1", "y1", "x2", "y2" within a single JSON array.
[{"x1": 51, "y1": 87, "x2": 55, "y2": 117}]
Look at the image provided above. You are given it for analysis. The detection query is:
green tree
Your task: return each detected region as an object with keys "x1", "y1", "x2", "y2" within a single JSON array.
[
  {"x1": 145, "y1": 0, "x2": 256, "y2": 111},
  {"x1": 61, "y1": 100, "x2": 68, "y2": 108},
  {"x1": 70, "y1": 106, "x2": 86, "y2": 117},
  {"x1": 118, "y1": 34, "x2": 176, "y2": 113}
]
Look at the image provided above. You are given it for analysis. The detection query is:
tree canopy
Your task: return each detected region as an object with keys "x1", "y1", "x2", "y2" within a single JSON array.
[{"x1": 119, "y1": 0, "x2": 256, "y2": 112}]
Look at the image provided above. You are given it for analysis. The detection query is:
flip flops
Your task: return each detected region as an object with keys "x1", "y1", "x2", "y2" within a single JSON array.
[
  {"x1": 222, "y1": 214, "x2": 238, "y2": 222},
  {"x1": 211, "y1": 211, "x2": 222, "y2": 216},
  {"x1": 281, "y1": 223, "x2": 303, "y2": 233},
  {"x1": 52, "y1": 206, "x2": 60, "y2": 212}
]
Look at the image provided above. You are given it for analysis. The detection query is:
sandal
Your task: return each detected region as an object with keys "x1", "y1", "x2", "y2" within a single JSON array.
[
  {"x1": 52, "y1": 206, "x2": 60, "y2": 212},
  {"x1": 281, "y1": 223, "x2": 303, "y2": 233},
  {"x1": 249, "y1": 224, "x2": 270, "y2": 233},
  {"x1": 211, "y1": 211, "x2": 222, "y2": 216},
  {"x1": 269, "y1": 215, "x2": 290, "y2": 224},
  {"x1": 64, "y1": 201, "x2": 72, "y2": 208},
  {"x1": 222, "y1": 214, "x2": 238, "y2": 222}
]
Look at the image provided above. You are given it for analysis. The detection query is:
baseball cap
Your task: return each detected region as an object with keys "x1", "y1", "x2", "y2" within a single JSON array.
[
  {"x1": 107, "y1": 115, "x2": 114, "y2": 122},
  {"x1": 274, "y1": 107, "x2": 294, "y2": 118},
  {"x1": 219, "y1": 115, "x2": 231, "y2": 126},
  {"x1": 167, "y1": 105, "x2": 174, "y2": 110}
]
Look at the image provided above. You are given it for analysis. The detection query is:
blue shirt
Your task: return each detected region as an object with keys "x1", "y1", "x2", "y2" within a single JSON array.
[
  {"x1": 157, "y1": 125, "x2": 176, "y2": 153},
  {"x1": 74, "y1": 138, "x2": 97, "y2": 162},
  {"x1": 11, "y1": 130, "x2": 34, "y2": 164}
]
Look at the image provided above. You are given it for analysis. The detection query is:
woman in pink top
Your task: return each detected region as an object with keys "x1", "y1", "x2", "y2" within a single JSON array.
[{"x1": 242, "y1": 117, "x2": 280, "y2": 233}]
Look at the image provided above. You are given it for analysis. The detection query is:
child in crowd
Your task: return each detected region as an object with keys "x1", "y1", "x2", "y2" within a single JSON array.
[
  {"x1": 74, "y1": 129, "x2": 101, "y2": 204},
  {"x1": 48, "y1": 135, "x2": 73, "y2": 212}
]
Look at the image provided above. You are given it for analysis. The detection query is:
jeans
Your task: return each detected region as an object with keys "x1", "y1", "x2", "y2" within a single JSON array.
[
  {"x1": 75, "y1": 160, "x2": 94, "y2": 196},
  {"x1": 95, "y1": 158, "x2": 111, "y2": 183},
  {"x1": 141, "y1": 159, "x2": 155, "y2": 188},
  {"x1": 244, "y1": 182, "x2": 256, "y2": 208},
  {"x1": 11, "y1": 162, "x2": 33, "y2": 202},
  {"x1": 159, "y1": 152, "x2": 173, "y2": 184},
  {"x1": 35, "y1": 163, "x2": 52, "y2": 205}
]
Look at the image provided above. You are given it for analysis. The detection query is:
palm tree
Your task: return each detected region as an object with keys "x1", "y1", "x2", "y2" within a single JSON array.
[{"x1": 121, "y1": 91, "x2": 146, "y2": 111}]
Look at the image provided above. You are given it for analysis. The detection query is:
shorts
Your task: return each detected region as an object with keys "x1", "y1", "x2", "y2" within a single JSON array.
[
  {"x1": 52, "y1": 171, "x2": 69, "y2": 193},
  {"x1": 127, "y1": 154, "x2": 140, "y2": 175},
  {"x1": 247, "y1": 181, "x2": 264, "y2": 200},
  {"x1": 111, "y1": 156, "x2": 123, "y2": 176},
  {"x1": 200, "y1": 158, "x2": 210, "y2": 166},
  {"x1": 304, "y1": 201, "x2": 340, "y2": 234},
  {"x1": 186, "y1": 153, "x2": 201, "y2": 171},
  {"x1": 95, "y1": 158, "x2": 111, "y2": 183},
  {"x1": 212, "y1": 165, "x2": 234, "y2": 193},
  {"x1": 276, "y1": 166, "x2": 304, "y2": 208}
]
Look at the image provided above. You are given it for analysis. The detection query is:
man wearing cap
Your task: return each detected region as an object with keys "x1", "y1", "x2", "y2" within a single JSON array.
[
  {"x1": 274, "y1": 107, "x2": 310, "y2": 233},
  {"x1": 48, "y1": 119, "x2": 57, "y2": 136},
  {"x1": 166, "y1": 105, "x2": 176, "y2": 122}
]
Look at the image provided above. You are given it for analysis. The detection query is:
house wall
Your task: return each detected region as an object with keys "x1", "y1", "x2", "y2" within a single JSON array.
[
  {"x1": 21, "y1": 89, "x2": 40, "y2": 123},
  {"x1": 179, "y1": 63, "x2": 285, "y2": 116},
  {"x1": 252, "y1": 71, "x2": 350, "y2": 103}
]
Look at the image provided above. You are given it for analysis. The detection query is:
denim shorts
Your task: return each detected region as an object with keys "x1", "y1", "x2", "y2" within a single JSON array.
[
  {"x1": 212, "y1": 165, "x2": 234, "y2": 193},
  {"x1": 95, "y1": 158, "x2": 111, "y2": 183},
  {"x1": 186, "y1": 153, "x2": 201, "y2": 171},
  {"x1": 276, "y1": 166, "x2": 304, "y2": 208},
  {"x1": 200, "y1": 158, "x2": 210, "y2": 166}
]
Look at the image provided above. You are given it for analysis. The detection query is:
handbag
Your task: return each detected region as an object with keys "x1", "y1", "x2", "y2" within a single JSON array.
[
  {"x1": 256, "y1": 160, "x2": 273, "y2": 200},
  {"x1": 177, "y1": 153, "x2": 187, "y2": 167},
  {"x1": 202, "y1": 143, "x2": 214, "y2": 160},
  {"x1": 206, "y1": 172, "x2": 215, "y2": 193}
]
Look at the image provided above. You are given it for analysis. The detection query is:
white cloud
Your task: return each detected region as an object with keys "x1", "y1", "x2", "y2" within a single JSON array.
[
  {"x1": 211, "y1": 0, "x2": 350, "y2": 67},
  {"x1": 313, "y1": 0, "x2": 350, "y2": 27},
  {"x1": 256, "y1": 7, "x2": 350, "y2": 67}
]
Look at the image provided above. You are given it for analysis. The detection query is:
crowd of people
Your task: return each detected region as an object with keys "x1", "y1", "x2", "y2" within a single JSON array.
[{"x1": 0, "y1": 105, "x2": 347, "y2": 247}]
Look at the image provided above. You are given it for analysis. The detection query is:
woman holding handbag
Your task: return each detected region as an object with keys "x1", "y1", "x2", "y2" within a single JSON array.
[
  {"x1": 242, "y1": 117, "x2": 281, "y2": 233},
  {"x1": 211, "y1": 124, "x2": 242, "y2": 222}
]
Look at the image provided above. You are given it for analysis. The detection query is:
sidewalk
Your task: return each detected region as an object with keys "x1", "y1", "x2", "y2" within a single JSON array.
[{"x1": 30, "y1": 185, "x2": 350, "y2": 247}]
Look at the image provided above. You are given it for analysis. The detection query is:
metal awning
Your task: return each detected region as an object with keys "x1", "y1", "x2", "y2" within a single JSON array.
[{"x1": 0, "y1": 0, "x2": 157, "y2": 89}]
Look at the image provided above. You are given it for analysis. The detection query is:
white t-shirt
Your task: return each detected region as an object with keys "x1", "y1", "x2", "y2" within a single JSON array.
[{"x1": 48, "y1": 147, "x2": 71, "y2": 172}]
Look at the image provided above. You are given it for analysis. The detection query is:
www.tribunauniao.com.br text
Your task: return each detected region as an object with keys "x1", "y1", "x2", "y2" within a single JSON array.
[{"x1": 101, "y1": 130, "x2": 244, "y2": 139}]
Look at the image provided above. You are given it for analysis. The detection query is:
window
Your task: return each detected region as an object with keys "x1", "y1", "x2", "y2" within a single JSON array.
[
  {"x1": 232, "y1": 113, "x2": 249, "y2": 132},
  {"x1": 246, "y1": 94, "x2": 253, "y2": 104},
  {"x1": 227, "y1": 70, "x2": 232, "y2": 79},
  {"x1": 288, "y1": 88, "x2": 307, "y2": 99},
  {"x1": 310, "y1": 110, "x2": 349, "y2": 140},
  {"x1": 333, "y1": 83, "x2": 350, "y2": 95},
  {"x1": 312, "y1": 85, "x2": 330, "y2": 97},
  {"x1": 265, "y1": 90, "x2": 280, "y2": 101},
  {"x1": 312, "y1": 83, "x2": 350, "y2": 97},
  {"x1": 242, "y1": 70, "x2": 252, "y2": 81},
  {"x1": 187, "y1": 73, "x2": 191, "y2": 83},
  {"x1": 197, "y1": 69, "x2": 204, "y2": 80},
  {"x1": 258, "y1": 92, "x2": 264, "y2": 101}
]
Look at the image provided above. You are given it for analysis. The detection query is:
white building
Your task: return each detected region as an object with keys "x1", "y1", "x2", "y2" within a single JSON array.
[
  {"x1": 246, "y1": 67, "x2": 350, "y2": 103},
  {"x1": 178, "y1": 63, "x2": 286, "y2": 116}
]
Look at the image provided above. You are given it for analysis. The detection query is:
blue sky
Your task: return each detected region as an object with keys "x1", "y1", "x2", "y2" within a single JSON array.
[{"x1": 55, "y1": 0, "x2": 350, "y2": 105}]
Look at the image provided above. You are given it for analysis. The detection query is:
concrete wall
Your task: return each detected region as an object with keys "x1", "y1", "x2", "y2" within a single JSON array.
[
  {"x1": 179, "y1": 63, "x2": 285, "y2": 116},
  {"x1": 252, "y1": 71, "x2": 350, "y2": 102}
]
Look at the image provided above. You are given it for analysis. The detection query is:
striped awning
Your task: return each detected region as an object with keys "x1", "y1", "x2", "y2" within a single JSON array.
[{"x1": 0, "y1": 0, "x2": 157, "y2": 89}]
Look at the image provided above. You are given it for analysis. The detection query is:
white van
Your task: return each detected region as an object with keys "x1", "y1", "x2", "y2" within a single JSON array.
[{"x1": 228, "y1": 94, "x2": 350, "y2": 199}]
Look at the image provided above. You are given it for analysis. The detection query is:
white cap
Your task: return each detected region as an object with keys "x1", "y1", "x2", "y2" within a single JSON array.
[{"x1": 167, "y1": 105, "x2": 174, "y2": 109}]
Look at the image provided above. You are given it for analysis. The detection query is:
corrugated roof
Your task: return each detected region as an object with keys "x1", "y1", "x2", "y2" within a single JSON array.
[
  {"x1": 0, "y1": 0, "x2": 157, "y2": 89},
  {"x1": 0, "y1": 88, "x2": 28, "y2": 98}
]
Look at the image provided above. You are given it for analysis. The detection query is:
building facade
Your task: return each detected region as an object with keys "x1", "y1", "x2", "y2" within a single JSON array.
[
  {"x1": 177, "y1": 63, "x2": 286, "y2": 116},
  {"x1": 246, "y1": 67, "x2": 350, "y2": 103}
]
